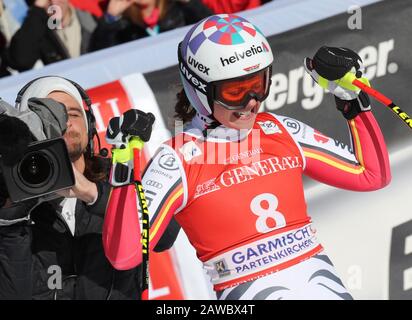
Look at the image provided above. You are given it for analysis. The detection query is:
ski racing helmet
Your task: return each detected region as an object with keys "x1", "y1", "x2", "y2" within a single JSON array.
[{"x1": 178, "y1": 14, "x2": 274, "y2": 117}]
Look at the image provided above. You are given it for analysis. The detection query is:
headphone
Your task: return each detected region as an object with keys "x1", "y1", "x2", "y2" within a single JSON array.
[{"x1": 15, "y1": 76, "x2": 108, "y2": 158}]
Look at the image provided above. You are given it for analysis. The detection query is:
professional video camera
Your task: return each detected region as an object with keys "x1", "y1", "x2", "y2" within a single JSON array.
[{"x1": 0, "y1": 98, "x2": 74, "y2": 203}]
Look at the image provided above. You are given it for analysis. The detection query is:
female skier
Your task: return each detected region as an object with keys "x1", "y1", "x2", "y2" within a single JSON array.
[{"x1": 104, "y1": 14, "x2": 391, "y2": 300}]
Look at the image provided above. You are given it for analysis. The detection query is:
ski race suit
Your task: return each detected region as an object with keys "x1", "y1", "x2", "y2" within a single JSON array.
[
  {"x1": 107, "y1": 111, "x2": 390, "y2": 300},
  {"x1": 146, "y1": 110, "x2": 390, "y2": 299}
]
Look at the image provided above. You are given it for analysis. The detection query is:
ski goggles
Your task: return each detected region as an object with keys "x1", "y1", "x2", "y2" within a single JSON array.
[{"x1": 211, "y1": 66, "x2": 272, "y2": 110}]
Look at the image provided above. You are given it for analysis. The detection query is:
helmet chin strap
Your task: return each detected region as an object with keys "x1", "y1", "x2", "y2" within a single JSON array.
[{"x1": 192, "y1": 112, "x2": 222, "y2": 137}]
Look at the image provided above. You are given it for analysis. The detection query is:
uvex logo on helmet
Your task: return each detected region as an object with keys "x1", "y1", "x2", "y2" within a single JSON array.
[
  {"x1": 220, "y1": 43, "x2": 270, "y2": 67},
  {"x1": 179, "y1": 61, "x2": 208, "y2": 93},
  {"x1": 188, "y1": 56, "x2": 210, "y2": 75}
]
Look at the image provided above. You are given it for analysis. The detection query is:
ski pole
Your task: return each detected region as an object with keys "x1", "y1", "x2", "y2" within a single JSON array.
[
  {"x1": 130, "y1": 137, "x2": 150, "y2": 300},
  {"x1": 339, "y1": 72, "x2": 412, "y2": 130}
]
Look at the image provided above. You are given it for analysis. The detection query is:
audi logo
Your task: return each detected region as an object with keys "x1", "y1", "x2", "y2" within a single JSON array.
[{"x1": 145, "y1": 180, "x2": 163, "y2": 189}]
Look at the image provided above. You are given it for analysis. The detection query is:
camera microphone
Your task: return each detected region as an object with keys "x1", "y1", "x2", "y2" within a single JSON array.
[
  {"x1": 95, "y1": 132, "x2": 109, "y2": 157},
  {"x1": 99, "y1": 148, "x2": 109, "y2": 157}
]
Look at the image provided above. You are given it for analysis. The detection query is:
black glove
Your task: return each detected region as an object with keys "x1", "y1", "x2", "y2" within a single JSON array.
[
  {"x1": 106, "y1": 109, "x2": 155, "y2": 147},
  {"x1": 311, "y1": 46, "x2": 363, "y2": 80},
  {"x1": 0, "y1": 114, "x2": 33, "y2": 166},
  {"x1": 304, "y1": 46, "x2": 371, "y2": 120},
  {"x1": 106, "y1": 110, "x2": 155, "y2": 187},
  {"x1": 121, "y1": 109, "x2": 155, "y2": 142}
]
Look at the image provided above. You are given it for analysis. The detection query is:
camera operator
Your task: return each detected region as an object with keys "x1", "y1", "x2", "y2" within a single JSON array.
[{"x1": 0, "y1": 76, "x2": 153, "y2": 299}]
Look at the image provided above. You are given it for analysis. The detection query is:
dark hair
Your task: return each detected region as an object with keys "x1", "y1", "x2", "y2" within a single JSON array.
[
  {"x1": 84, "y1": 154, "x2": 111, "y2": 183},
  {"x1": 174, "y1": 88, "x2": 196, "y2": 124},
  {"x1": 25, "y1": 0, "x2": 34, "y2": 6}
]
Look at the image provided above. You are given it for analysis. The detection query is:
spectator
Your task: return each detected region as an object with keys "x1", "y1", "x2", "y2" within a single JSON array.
[
  {"x1": 69, "y1": 0, "x2": 106, "y2": 18},
  {"x1": 90, "y1": 0, "x2": 212, "y2": 51},
  {"x1": 0, "y1": 76, "x2": 147, "y2": 299},
  {"x1": 0, "y1": 0, "x2": 20, "y2": 77},
  {"x1": 5, "y1": 0, "x2": 96, "y2": 72},
  {"x1": 201, "y1": 0, "x2": 261, "y2": 14},
  {"x1": 0, "y1": 0, "x2": 20, "y2": 41}
]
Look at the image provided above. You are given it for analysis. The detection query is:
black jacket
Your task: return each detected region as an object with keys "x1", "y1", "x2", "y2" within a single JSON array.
[
  {"x1": 90, "y1": 0, "x2": 212, "y2": 51},
  {"x1": 5, "y1": 6, "x2": 96, "y2": 71},
  {"x1": 0, "y1": 181, "x2": 141, "y2": 300},
  {"x1": 0, "y1": 31, "x2": 10, "y2": 77}
]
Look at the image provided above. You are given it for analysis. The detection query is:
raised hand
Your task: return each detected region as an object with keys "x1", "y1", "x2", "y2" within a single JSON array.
[{"x1": 107, "y1": 0, "x2": 135, "y2": 17}]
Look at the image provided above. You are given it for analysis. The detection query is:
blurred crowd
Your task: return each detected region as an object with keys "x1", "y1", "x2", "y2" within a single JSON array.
[{"x1": 0, "y1": 0, "x2": 273, "y2": 78}]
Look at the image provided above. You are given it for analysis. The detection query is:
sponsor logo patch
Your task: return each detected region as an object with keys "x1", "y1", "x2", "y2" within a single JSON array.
[
  {"x1": 313, "y1": 130, "x2": 329, "y2": 144},
  {"x1": 257, "y1": 121, "x2": 282, "y2": 135},
  {"x1": 244, "y1": 63, "x2": 260, "y2": 72},
  {"x1": 158, "y1": 154, "x2": 179, "y2": 171},
  {"x1": 179, "y1": 141, "x2": 203, "y2": 162},
  {"x1": 145, "y1": 180, "x2": 163, "y2": 189},
  {"x1": 282, "y1": 118, "x2": 301, "y2": 135},
  {"x1": 195, "y1": 178, "x2": 221, "y2": 198},
  {"x1": 214, "y1": 259, "x2": 231, "y2": 278}
]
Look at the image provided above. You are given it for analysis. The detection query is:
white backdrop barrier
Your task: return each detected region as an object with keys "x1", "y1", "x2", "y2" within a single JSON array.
[
  {"x1": 1, "y1": 0, "x2": 411, "y2": 299},
  {"x1": 307, "y1": 141, "x2": 412, "y2": 300}
]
